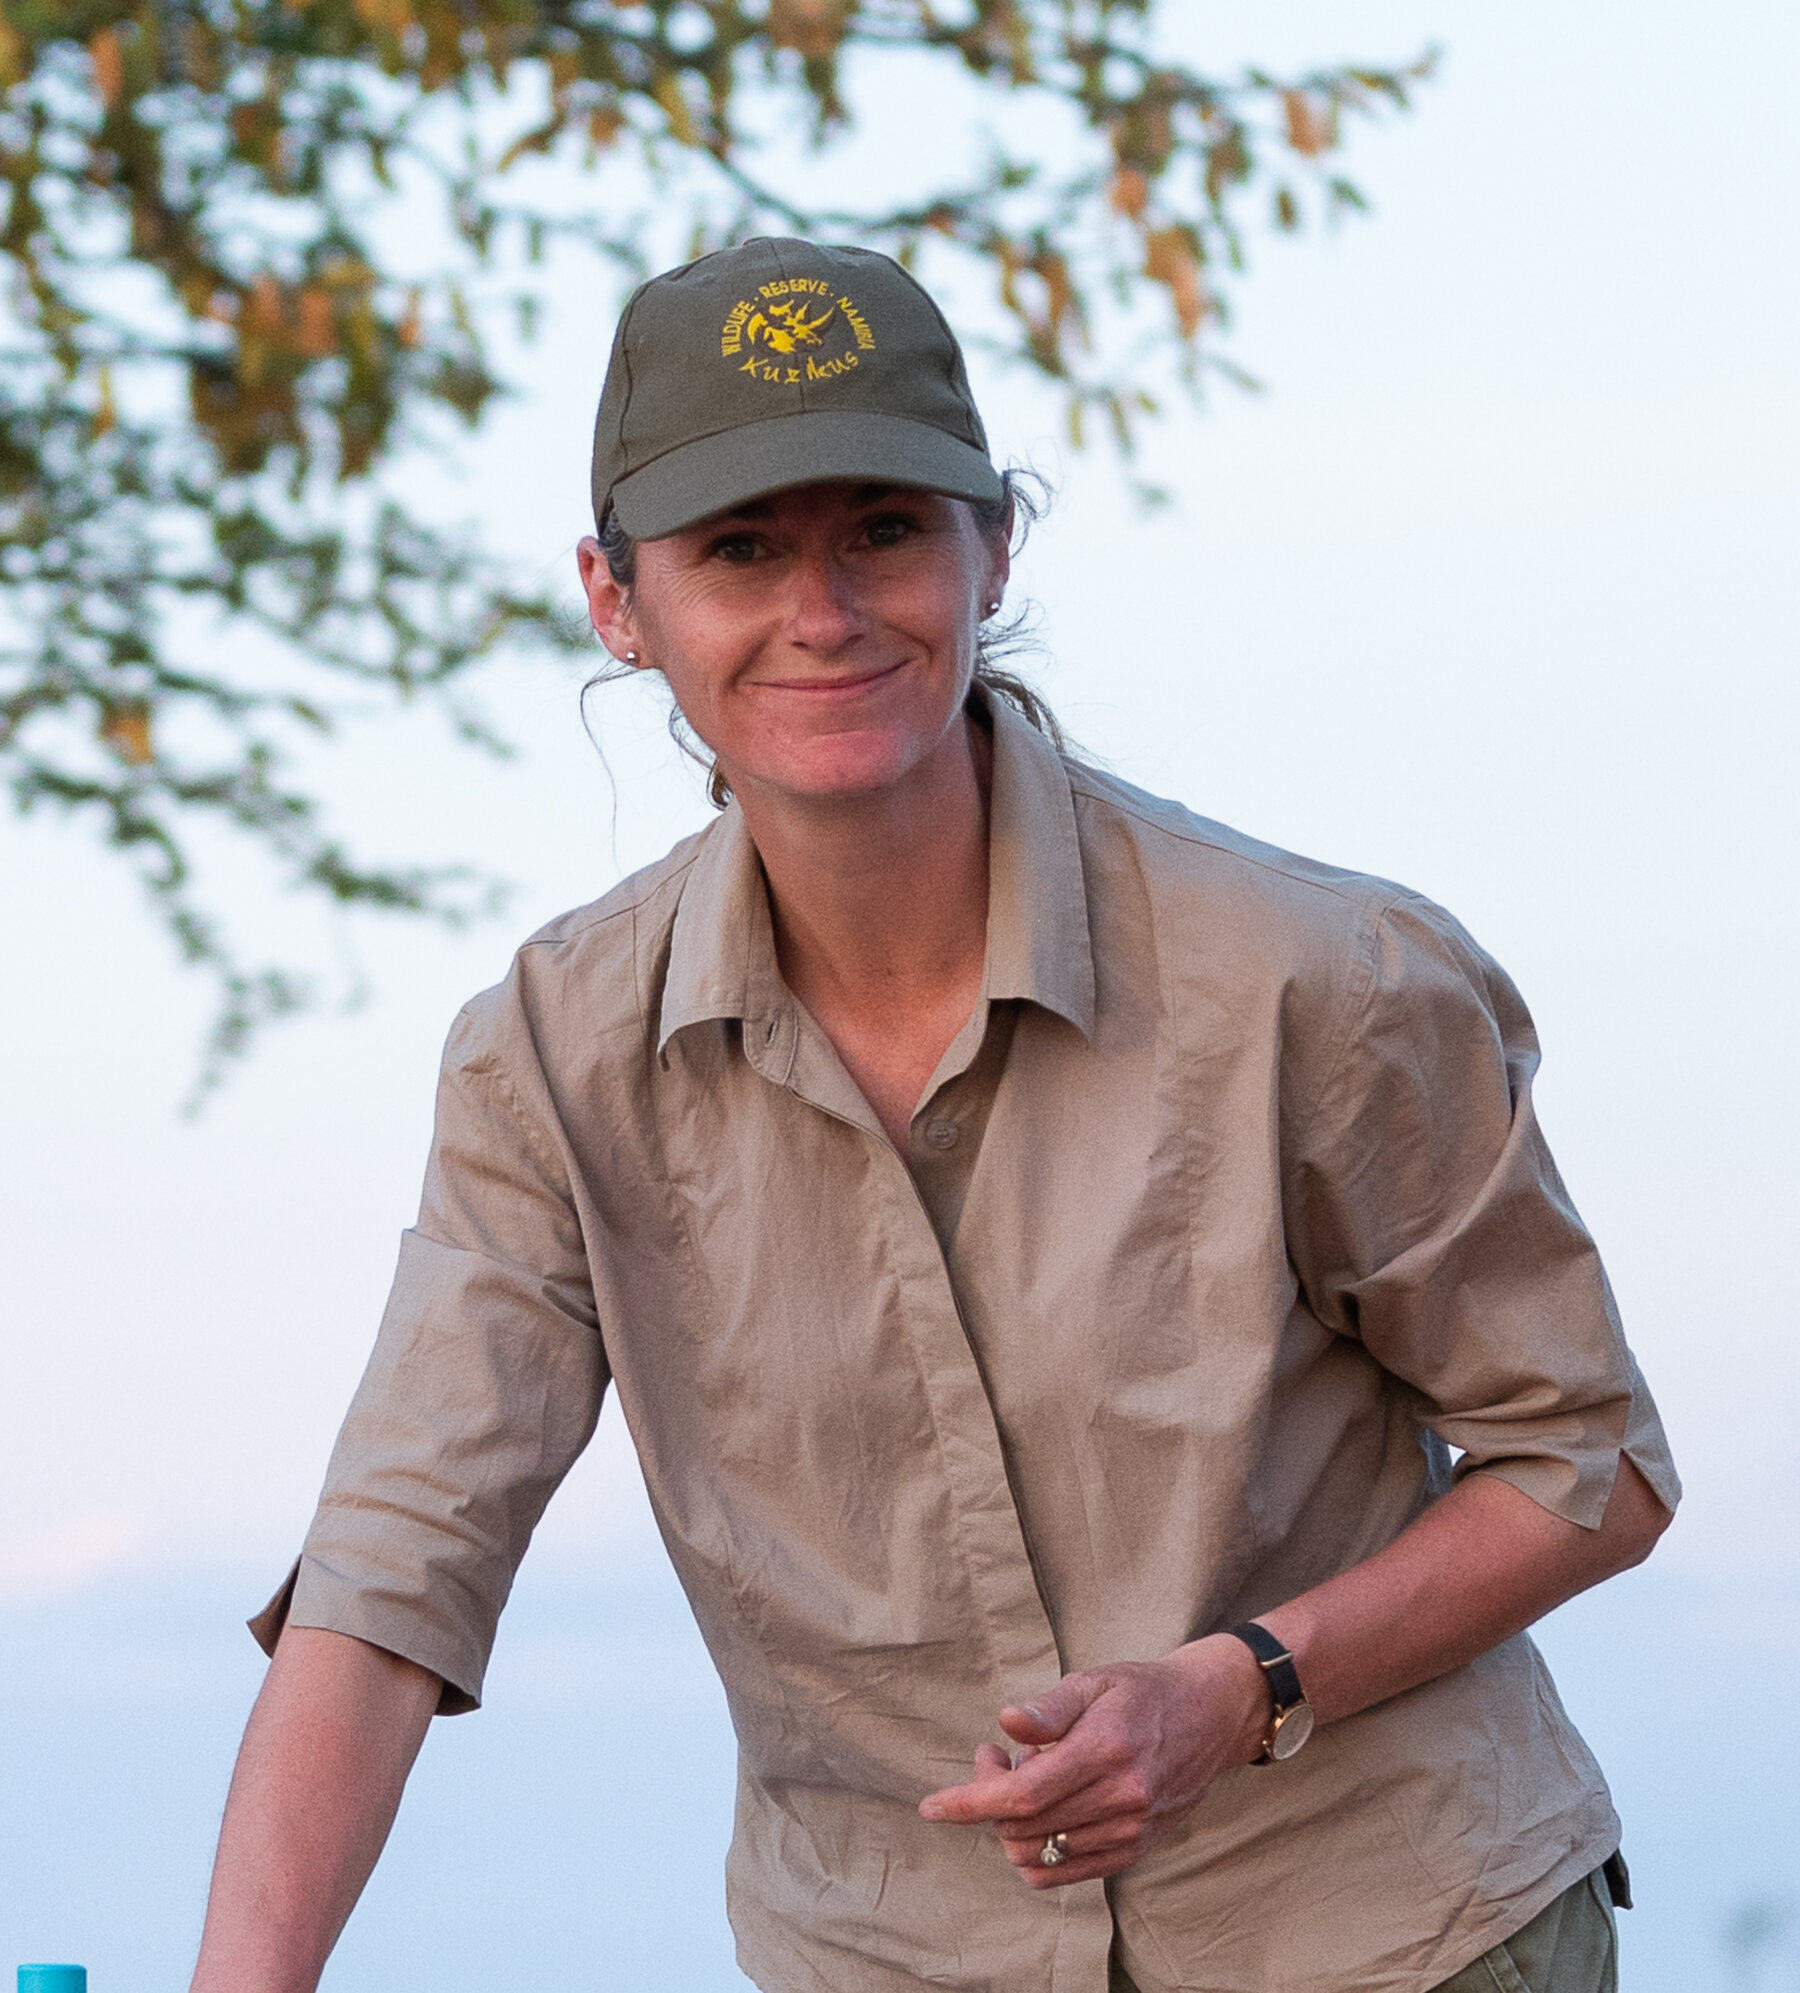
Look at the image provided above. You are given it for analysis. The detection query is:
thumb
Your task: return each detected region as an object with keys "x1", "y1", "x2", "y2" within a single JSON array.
[{"x1": 998, "y1": 1670, "x2": 1106, "y2": 1747}]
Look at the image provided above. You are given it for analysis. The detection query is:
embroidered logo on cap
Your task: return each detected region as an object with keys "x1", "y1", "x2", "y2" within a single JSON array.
[{"x1": 721, "y1": 277, "x2": 877, "y2": 386}]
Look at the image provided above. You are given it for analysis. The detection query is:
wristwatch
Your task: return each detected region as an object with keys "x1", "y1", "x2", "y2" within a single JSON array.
[{"x1": 1227, "y1": 1621, "x2": 1316, "y2": 1764}]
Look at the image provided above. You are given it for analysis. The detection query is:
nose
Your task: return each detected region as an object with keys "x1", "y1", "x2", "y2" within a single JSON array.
[{"x1": 782, "y1": 548, "x2": 865, "y2": 652}]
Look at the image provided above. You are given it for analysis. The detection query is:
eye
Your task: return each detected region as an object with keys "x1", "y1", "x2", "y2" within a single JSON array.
[
  {"x1": 862, "y1": 511, "x2": 918, "y2": 548},
  {"x1": 707, "y1": 531, "x2": 764, "y2": 564}
]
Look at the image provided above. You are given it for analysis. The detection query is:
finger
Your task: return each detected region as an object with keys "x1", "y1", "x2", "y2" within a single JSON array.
[
  {"x1": 1018, "y1": 1843, "x2": 1142, "y2": 1891},
  {"x1": 997, "y1": 1671, "x2": 1108, "y2": 1748},
  {"x1": 994, "y1": 1782, "x2": 1145, "y2": 1847},
  {"x1": 922, "y1": 1679, "x2": 1128, "y2": 1826},
  {"x1": 919, "y1": 1764, "x2": 1027, "y2": 1825},
  {"x1": 920, "y1": 1738, "x2": 1024, "y2": 1822},
  {"x1": 924, "y1": 1673, "x2": 1118, "y2": 1822},
  {"x1": 922, "y1": 1745, "x2": 1123, "y2": 1830},
  {"x1": 967, "y1": 1723, "x2": 1139, "y2": 1828},
  {"x1": 991, "y1": 1759, "x2": 1159, "y2": 1845},
  {"x1": 999, "y1": 1814, "x2": 1142, "y2": 1870},
  {"x1": 921, "y1": 1757, "x2": 1096, "y2": 1827}
]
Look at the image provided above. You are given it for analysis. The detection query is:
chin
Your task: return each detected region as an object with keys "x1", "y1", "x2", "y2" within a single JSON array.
[{"x1": 760, "y1": 730, "x2": 928, "y2": 802}]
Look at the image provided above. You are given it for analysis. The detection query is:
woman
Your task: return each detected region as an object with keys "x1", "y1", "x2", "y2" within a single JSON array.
[{"x1": 192, "y1": 239, "x2": 1677, "y2": 1993}]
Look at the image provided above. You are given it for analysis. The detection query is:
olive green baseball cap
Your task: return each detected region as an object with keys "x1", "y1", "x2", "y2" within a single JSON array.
[{"x1": 591, "y1": 237, "x2": 1003, "y2": 539}]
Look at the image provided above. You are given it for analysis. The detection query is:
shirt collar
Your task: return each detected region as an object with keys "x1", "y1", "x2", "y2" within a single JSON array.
[
  {"x1": 980, "y1": 693, "x2": 1095, "y2": 1037},
  {"x1": 656, "y1": 693, "x2": 1095, "y2": 1060},
  {"x1": 657, "y1": 799, "x2": 786, "y2": 1062}
]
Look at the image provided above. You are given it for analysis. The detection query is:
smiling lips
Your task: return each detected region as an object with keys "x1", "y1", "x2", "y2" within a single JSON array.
[{"x1": 754, "y1": 658, "x2": 910, "y2": 697}]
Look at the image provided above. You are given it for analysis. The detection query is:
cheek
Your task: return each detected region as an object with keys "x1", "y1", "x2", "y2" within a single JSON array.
[
  {"x1": 635, "y1": 597, "x2": 756, "y2": 725},
  {"x1": 871, "y1": 564, "x2": 983, "y2": 666}
]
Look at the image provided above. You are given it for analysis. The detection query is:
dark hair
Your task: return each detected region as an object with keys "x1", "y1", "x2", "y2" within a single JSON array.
[{"x1": 585, "y1": 468, "x2": 1062, "y2": 808}]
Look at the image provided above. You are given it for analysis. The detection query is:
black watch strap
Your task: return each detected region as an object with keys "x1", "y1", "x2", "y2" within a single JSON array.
[{"x1": 1226, "y1": 1620, "x2": 1305, "y2": 1713}]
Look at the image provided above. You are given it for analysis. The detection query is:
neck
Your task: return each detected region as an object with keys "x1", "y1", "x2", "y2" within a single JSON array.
[{"x1": 736, "y1": 715, "x2": 992, "y2": 1033}]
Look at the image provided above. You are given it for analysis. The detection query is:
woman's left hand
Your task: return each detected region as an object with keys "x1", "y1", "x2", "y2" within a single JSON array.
[{"x1": 917, "y1": 1634, "x2": 1271, "y2": 1888}]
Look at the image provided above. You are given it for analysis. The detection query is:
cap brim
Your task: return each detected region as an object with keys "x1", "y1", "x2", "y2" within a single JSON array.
[{"x1": 609, "y1": 409, "x2": 1003, "y2": 540}]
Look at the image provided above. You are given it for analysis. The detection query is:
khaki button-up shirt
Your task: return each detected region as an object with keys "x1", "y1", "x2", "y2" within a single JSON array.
[{"x1": 257, "y1": 697, "x2": 1679, "y2": 1993}]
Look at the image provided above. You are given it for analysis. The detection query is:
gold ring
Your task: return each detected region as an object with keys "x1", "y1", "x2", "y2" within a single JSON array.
[{"x1": 1039, "y1": 1832, "x2": 1071, "y2": 1867}]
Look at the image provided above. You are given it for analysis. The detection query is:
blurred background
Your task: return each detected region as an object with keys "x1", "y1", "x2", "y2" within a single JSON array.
[{"x1": 3, "y1": 1, "x2": 1796, "y2": 1987}]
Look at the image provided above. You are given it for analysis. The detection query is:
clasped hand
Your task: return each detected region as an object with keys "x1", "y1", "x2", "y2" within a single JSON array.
[{"x1": 918, "y1": 1635, "x2": 1269, "y2": 1889}]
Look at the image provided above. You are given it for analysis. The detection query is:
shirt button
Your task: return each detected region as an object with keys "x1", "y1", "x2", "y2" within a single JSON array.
[{"x1": 923, "y1": 1118, "x2": 960, "y2": 1151}]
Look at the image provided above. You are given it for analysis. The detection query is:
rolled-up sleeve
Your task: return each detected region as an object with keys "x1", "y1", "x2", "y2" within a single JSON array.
[
  {"x1": 1289, "y1": 893, "x2": 1679, "y2": 1529},
  {"x1": 250, "y1": 991, "x2": 607, "y2": 1712}
]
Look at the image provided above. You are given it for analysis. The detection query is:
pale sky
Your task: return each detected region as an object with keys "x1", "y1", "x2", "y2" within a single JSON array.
[{"x1": 4, "y1": 3, "x2": 1797, "y2": 1986}]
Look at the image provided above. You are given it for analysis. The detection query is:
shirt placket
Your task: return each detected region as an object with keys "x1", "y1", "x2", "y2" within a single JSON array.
[{"x1": 745, "y1": 997, "x2": 1067, "y2": 1713}]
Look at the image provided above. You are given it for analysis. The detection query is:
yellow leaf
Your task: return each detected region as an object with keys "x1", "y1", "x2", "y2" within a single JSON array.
[
  {"x1": 244, "y1": 272, "x2": 284, "y2": 336},
  {"x1": 1109, "y1": 167, "x2": 1149, "y2": 219},
  {"x1": 345, "y1": 298, "x2": 377, "y2": 367},
  {"x1": 767, "y1": 0, "x2": 852, "y2": 61},
  {"x1": 1143, "y1": 227, "x2": 1207, "y2": 340},
  {"x1": 1038, "y1": 250, "x2": 1073, "y2": 336},
  {"x1": 231, "y1": 96, "x2": 289, "y2": 175},
  {"x1": 297, "y1": 286, "x2": 336, "y2": 358},
  {"x1": 89, "y1": 27, "x2": 124, "y2": 109},
  {"x1": 652, "y1": 71, "x2": 698, "y2": 147},
  {"x1": 318, "y1": 254, "x2": 373, "y2": 289},
  {"x1": 499, "y1": 115, "x2": 564, "y2": 171},
  {"x1": 396, "y1": 289, "x2": 422, "y2": 349},
  {"x1": 353, "y1": 0, "x2": 413, "y2": 31},
  {"x1": 100, "y1": 704, "x2": 154, "y2": 767},
  {"x1": 1282, "y1": 90, "x2": 1335, "y2": 158},
  {"x1": 0, "y1": 16, "x2": 24, "y2": 90},
  {"x1": 92, "y1": 365, "x2": 116, "y2": 439},
  {"x1": 181, "y1": 17, "x2": 222, "y2": 91},
  {"x1": 995, "y1": 239, "x2": 1021, "y2": 316}
]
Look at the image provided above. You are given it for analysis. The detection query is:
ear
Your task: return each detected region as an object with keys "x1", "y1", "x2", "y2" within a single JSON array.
[
  {"x1": 982, "y1": 507, "x2": 1013, "y2": 611},
  {"x1": 576, "y1": 536, "x2": 645, "y2": 665}
]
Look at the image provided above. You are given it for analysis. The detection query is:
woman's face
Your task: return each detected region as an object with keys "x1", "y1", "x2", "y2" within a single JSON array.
[{"x1": 578, "y1": 480, "x2": 1008, "y2": 808}]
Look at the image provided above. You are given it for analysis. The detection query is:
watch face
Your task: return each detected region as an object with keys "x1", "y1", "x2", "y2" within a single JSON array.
[{"x1": 1269, "y1": 1702, "x2": 1316, "y2": 1761}]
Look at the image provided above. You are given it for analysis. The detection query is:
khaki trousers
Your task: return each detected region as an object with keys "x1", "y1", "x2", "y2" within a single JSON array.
[
  {"x1": 1108, "y1": 1865, "x2": 1619, "y2": 1993},
  {"x1": 1428, "y1": 1868, "x2": 1618, "y2": 1993}
]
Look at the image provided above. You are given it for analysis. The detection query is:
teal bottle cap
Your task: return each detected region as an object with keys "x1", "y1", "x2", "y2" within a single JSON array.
[{"x1": 19, "y1": 1969, "x2": 87, "y2": 1992}]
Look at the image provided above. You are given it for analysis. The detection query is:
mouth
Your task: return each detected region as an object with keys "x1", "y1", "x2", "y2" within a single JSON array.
[{"x1": 754, "y1": 657, "x2": 909, "y2": 697}]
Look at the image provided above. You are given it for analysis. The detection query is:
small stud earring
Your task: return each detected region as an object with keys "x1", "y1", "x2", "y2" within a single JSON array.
[
  {"x1": 984, "y1": 600, "x2": 1001, "y2": 615},
  {"x1": 622, "y1": 650, "x2": 639, "y2": 663}
]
